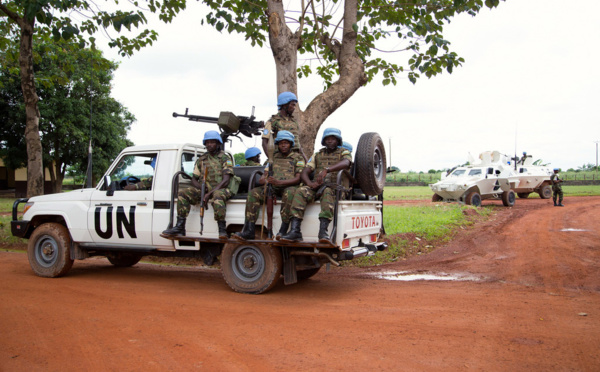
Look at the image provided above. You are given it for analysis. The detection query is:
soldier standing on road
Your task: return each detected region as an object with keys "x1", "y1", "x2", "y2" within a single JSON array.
[
  {"x1": 162, "y1": 130, "x2": 235, "y2": 238},
  {"x1": 281, "y1": 128, "x2": 352, "y2": 243},
  {"x1": 243, "y1": 147, "x2": 262, "y2": 166},
  {"x1": 262, "y1": 91, "x2": 308, "y2": 162},
  {"x1": 234, "y1": 131, "x2": 305, "y2": 241},
  {"x1": 550, "y1": 168, "x2": 564, "y2": 207}
]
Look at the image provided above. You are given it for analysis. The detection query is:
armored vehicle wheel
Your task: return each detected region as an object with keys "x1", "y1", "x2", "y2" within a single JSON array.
[
  {"x1": 297, "y1": 267, "x2": 321, "y2": 281},
  {"x1": 502, "y1": 190, "x2": 516, "y2": 207},
  {"x1": 221, "y1": 242, "x2": 282, "y2": 294},
  {"x1": 465, "y1": 191, "x2": 481, "y2": 207},
  {"x1": 432, "y1": 194, "x2": 443, "y2": 202},
  {"x1": 28, "y1": 223, "x2": 74, "y2": 278},
  {"x1": 107, "y1": 252, "x2": 142, "y2": 267},
  {"x1": 517, "y1": 192, "x2": 530, "y2": 199},
  {"x1": 538, "y1": 184, "x2": 552, "y2": 199},
  {"x1": 355, "y1": 132, "x2": 387, "y2": 196}
]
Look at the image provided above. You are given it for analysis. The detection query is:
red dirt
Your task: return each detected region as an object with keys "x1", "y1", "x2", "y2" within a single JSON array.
[{"x1": 1, "y1": 196, "x2": 599, "y2": 371}]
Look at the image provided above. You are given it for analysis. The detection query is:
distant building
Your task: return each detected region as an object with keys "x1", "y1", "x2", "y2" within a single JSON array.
[{"x1": 0, "y1": 158, "x2": 53, "y2": 197}]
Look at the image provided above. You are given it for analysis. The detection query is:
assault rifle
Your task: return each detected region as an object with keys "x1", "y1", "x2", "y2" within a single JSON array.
[
  {"x1": 173, "y1": 107, "x2": 264, "y2": 146},
  {"x1": 261, "y1": 134, "x2": 276, "y2": 239},
  {"x1": 199, "y1": 163, "x2": 208, "y2": 235}
]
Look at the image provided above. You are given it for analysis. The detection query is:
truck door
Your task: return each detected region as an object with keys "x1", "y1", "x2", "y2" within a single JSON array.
[{"x1": 88, "y1": 153, "x2": 157, "y2": 246}]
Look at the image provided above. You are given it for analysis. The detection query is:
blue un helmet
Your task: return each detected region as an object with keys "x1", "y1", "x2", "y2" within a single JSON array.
[
  {"x1": 340, "y1": 141, "x2": 353, "y2": 153},
  {"x1": 203, "y1": 130, "x2": 223, "y2": 145},
  {"x1": 321, "y1": 128, "x2": 342, "y2": 146},
  {"x1": 245, "y1": 147, "x2": 261, "y2": 160},
  {"x1": 150, "y1": 157, "x2": 157, "y2": 169},
  {"x1": 274, "y1": 130, "x2": 295, "y2": 147},
  {"x1": 277, "y1": 91, "x2": 298, "y2": 108},
  {"x1": 553, "y1": 168, "x2": 559, "y2": 172}
]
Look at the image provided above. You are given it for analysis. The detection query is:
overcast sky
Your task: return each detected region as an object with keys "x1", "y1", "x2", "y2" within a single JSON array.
[{"x1": 100, "y1": 0, "x2": 600, "y2": 172}]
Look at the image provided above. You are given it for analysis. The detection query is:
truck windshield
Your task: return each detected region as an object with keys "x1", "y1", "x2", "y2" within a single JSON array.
[{"x1": 450, "y1": 169, "x2": 466, "y2": 177}]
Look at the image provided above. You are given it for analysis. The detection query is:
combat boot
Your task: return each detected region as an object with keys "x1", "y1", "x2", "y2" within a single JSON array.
[
  {"x1": 162, "y1": 217, "x2": 186, "y2": 236},
  {"x1": 553, "y1": 197, "x2": 557, "y2": 206},
  {"x1": 218, "y1": 220, "x2": 228, "y2": 239},
  {"x1": 275, "y1": 221, "x2": 289, "y2": 240},
  {"x1": 318, "y1": 218, "x2": 331, "y2": 243},
  {"x1": 233, "y1": 221, "x2": 255, "y2": 241},
  {"x1": 281, "y1": 218, "x2": 303, "y2": 242},
  {"x1": 558, "y1": 200, "x2": 564, "y2": 207}
]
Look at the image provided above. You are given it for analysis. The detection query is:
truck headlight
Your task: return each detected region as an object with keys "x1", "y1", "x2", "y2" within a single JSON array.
[{"x1": 23, "y1": 202, "x2": 34, "y2": 215}]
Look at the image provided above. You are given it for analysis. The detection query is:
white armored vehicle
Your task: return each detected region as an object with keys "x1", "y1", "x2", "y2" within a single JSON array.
[
  {"x1": 430, "y1": 151, "x2": 518, "y2": 207},
  {"x1": 510, "y1": 153, "x2": 553, "y2": 199}
]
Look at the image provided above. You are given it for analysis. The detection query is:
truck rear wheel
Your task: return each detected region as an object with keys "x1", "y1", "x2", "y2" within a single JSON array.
[
  {"x1": 355, "y1": 132, "x2": 387, "y2": 196},
  {"x1": 465, "y1": 191, "x2": 481, "y2": 207},
  {"x1": 221, "y1": 243, "x2": 282, "y2": 294},
  {"x1": 538, "y1": 184, "x2": 552, "y2": 199},
  {"x1": 107, "y1": 253, "x2": 142, "y2": 267},
  {"x1": 502, "y1": 190, "x2": 516, "y2": 207},
  {"x1": 28, "y1": 223, "x2": 74, "y2": 278}
]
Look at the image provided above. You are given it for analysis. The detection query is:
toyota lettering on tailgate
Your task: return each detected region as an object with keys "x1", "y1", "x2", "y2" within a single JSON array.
[{"x1": 350, "y1": 215, "x2": 379, "y2": 230}]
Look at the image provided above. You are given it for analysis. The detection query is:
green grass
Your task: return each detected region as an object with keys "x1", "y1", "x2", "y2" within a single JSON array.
[
  {"x1": 383, "y1": 185, "x2": 600, "y2": 201},
  {"x1": 349, "y1": 202, "x2": 495, "y2": 266}
]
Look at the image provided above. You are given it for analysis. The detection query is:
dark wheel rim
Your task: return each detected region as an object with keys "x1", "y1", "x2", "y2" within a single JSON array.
[
  {"x1": 34, "y1": 235, "x2": 58, "y2": 268},
  {"x1": 509, "y1": 192, "x2": 515, "y2": 204},
  {"x1": 373, "y1": 147, "x2": 384, "y2": 180},
  {"x1": 231, "y1": 245, "x2": 265, "y2": 282},
  {"x1": 473, "y1": 195, "x2": 481, "y2": 206}
]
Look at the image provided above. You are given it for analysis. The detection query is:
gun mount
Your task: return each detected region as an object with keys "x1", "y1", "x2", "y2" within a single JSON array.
[{"x1": 173, "y1": 107, "x2": 264, "y2": 145}]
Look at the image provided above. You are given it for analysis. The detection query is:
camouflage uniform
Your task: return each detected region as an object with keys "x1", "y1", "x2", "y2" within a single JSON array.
[
  {"x1": 177, "y1": 151, "x2": 234, "y2": 221},
  {"x1": 262, "y1": 113, "x2": 300, "y2": 152},
  {"x1": 244, "y1": 152, "x2": 305, "y2": 222},
  {"x1": 550, "y1": 172, "x2": 564, "y2": 204},
  {"x1": 289, "y1": 147, "x2": 352, "y2": 220},
  {"x1": 133, "y1": 176, "x2": 153, "y2": 190},
  {"x1": 244, "y1": 160, "x2": 262, "y2": 167}
]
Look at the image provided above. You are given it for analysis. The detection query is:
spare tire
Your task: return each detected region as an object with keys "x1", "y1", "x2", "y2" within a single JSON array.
[{"x1": 355, "y1": 132, "x2": 387, "y2": 196}]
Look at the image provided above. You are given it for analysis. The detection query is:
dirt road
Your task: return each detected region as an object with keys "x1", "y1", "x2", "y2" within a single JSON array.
[{"x1": 1, "y1": 197, "x2": 599, "y2": 371}]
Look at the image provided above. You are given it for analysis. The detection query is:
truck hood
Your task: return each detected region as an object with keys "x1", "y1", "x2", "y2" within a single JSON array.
[{"x1": 27, "y1": 188, "x2": 95, "y2": 203}]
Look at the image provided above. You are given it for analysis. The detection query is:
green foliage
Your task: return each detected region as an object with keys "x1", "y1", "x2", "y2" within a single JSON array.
[
  {"x1": 201, "y1": 0, "x2": 503, "y2": 87},
  {"x1": 0, "y1": 0, "x2": 186, "y2": 57},
  {"x1": 386, "y1": 171, "x2": 442, "y2": 184},
  {"x1": 233, "y1": 152, "x2": 246, "y2": 166},
  {"x1": 0, "y1": 37, "x2": 134, "y2": 186}
]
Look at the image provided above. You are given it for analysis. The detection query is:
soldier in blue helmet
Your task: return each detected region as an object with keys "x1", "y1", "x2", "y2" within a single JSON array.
[
  {"x1": 234, "y1": 131, "x2": 305, "y2": 241},
  {"x1": 243, "y1": 147, "x2": 262, "y2": 166},
  {"x1": 162, "y1": 130, "x2": 235, "y2": 238},
  {"x1": 550, "y1": 168, "x2": 564, "y2": 206},
  {"x1": 281, "y1": 128, "x2": 352, "y2": 243},
  {"x1": 262, "y1": 91, "x2": 308, "y2": 162}
]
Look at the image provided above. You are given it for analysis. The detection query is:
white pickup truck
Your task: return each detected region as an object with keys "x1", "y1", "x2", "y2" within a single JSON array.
[{"x1": 11, "y1": 133, "x2": 387, "y2": 294}]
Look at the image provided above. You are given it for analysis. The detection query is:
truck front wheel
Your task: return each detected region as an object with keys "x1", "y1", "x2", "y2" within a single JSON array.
[
  {"x1": 221, "y1": 243, "x2": 282, "y2": 294},
  {"x1": 28, "y1": 223, "x2": 74, "y2": 278}
]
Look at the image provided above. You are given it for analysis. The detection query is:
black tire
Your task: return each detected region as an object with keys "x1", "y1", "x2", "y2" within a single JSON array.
[
  {"x1": 432, "y1": 194, "x2": 443, "y2": 202},
  {"x1": 465, "y1": 191, "x2": 481, "y2": 207},
  {"x1": 502, "y1": 190, "x2": 516, "y2": 207},
  {"x1": 538, "y1": 184, "x2": 552, "y2": 199},
  {"x1": 28, "y1": 223, "x2": 74, "y2": 278},
  {"x1": 297, "y1": 267, "x2": 321, "y2": 281},
  {"x1": 517, "y1": 193, "x2": 530, "y2": 199},
  {"x1": 106, "y1": 252, "x2": 143, "y2": 267},
  {"x1": 221, "y1": 243, "x2": 282, "y2": 294},
  {"x1": 355, "y1": 132, "x2": 386, "y2": 196}
]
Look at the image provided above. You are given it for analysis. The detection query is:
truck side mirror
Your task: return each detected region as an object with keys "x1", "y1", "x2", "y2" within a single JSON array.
[{"x1": 104, "y1": 175, "x2": 116, "y2": 196}]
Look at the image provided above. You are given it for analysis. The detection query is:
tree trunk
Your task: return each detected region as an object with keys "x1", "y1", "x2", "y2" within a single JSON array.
[
  {"x1": 266, "y1": 0, "x2": 367, "y2": 156},
  {"x1": 19, "y1": 17, "x2": 44, "y2": 197}
]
